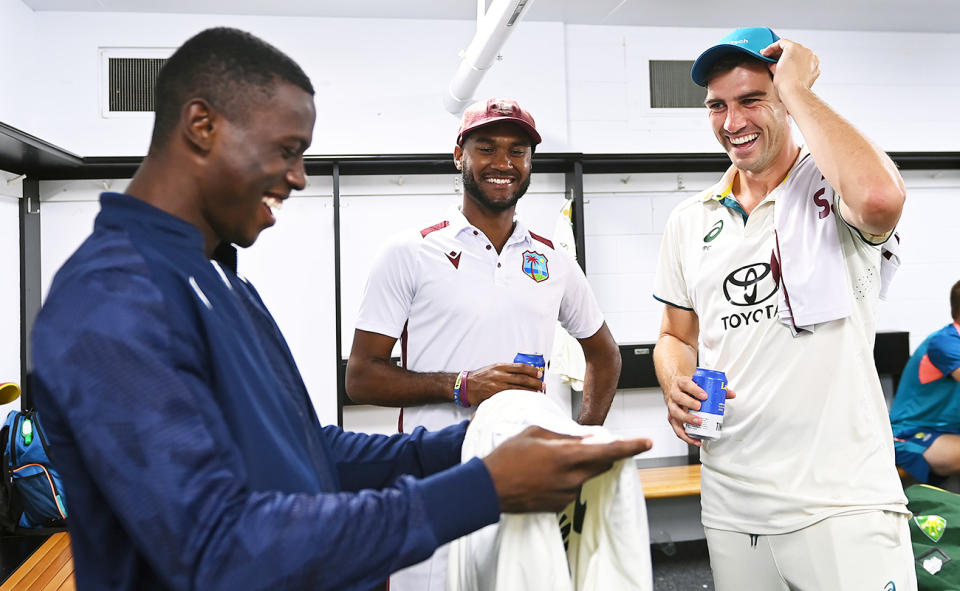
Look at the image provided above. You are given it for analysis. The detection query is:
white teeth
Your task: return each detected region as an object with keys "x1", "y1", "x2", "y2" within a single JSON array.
[
  {"x1": 262, "y1": 195, "x2": 283, "y2": 211},
  {"x1": 730, "y1": 133, "x2": 759, "y2": 145},
  {"x1": 485, "y1": 178, "x2": 512, "y2": 184}
]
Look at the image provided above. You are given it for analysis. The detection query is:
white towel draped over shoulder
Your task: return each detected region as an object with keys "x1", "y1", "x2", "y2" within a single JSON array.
[
  {"x1": 446, "y1": 390, "x2": 652, "y2": 591},
  {"x1": 772, "y1": 154, "x2": 852, "y2": 335},
  {"x1": 772, "y1": 153, "x2": 903, "y2": 336}
]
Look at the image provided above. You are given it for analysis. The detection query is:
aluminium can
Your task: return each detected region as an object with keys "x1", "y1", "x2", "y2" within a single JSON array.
[
  {"x1": 514, "y1": 353, "x2": 545, "y2": 382},
  {"x1": 683, "y1": 368, "x2": 727, "y2": 440}
]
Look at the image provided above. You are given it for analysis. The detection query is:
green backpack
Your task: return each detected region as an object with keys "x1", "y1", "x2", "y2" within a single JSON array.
[{"x1": 907, "y1": 484, "x2": 960, "y2": 589}]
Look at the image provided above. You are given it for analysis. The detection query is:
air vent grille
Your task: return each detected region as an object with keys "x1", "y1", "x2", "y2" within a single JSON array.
[
  {"x1": 649, "y1": 60, "x2": 706, "y2": 109},
  {"x1": 108, "y1": 57, "x2": 167, "y2": 112}
]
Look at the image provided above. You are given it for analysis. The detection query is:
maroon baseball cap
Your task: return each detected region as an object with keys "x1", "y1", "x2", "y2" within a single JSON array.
[{"x1": 456, "y1": 98, "x2": 542, "y2": 147}]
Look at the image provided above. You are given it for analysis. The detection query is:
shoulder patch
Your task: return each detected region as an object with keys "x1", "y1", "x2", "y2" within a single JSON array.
[
  {"x1": 420, "y1": 220, "x2": 450, "y2": 238},
  {"x1": 529, "y1": 231, "x2": 554, "y2": 249}
]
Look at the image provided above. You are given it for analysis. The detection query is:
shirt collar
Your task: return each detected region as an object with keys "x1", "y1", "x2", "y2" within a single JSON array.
[
  {"x1": 448, "y1": 205, "x2": 531, "y2": 246},
  {"x1": 702, "y1": 145, "x2": 811, "y2": 205},
  {"x1": 97, "y1": 192, "x2": 205, "y2": 252}
]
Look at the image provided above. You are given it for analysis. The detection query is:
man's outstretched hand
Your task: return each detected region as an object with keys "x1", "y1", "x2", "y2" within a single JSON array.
[{"x1": 483, "y1": 426, "x2": 652, "y2": 513}]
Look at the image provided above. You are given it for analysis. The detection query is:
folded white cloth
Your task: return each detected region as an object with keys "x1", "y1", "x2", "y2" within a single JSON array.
[
  {"x1": 772, "y1": 153, "x2": 852, "y2": 335},
  {"x1": 446, "y1": 390, "x2": 652, "y2": 591}
]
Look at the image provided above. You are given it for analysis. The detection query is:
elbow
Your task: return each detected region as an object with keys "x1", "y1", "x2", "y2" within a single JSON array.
[
  {"x1": 610, "y1": 347, "x2": 623, "y2": 376},
  {"x1": 841, "y1": 174, "x2": 907, "y2": 235},
  {"x1": 344, "y1": 360, "x2": 371, "y2": 404},
  {"x1": 855, "y1": 183, "x2": 905, "y2": 235}
]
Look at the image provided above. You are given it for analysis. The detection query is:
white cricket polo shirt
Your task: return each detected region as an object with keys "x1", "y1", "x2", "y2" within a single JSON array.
[
  {"x1": 653, "y1": 152, "x2": 908, "y2": 534},
  {"x1": 356, "y1": 207, "x2": 604, "y2": 432}
]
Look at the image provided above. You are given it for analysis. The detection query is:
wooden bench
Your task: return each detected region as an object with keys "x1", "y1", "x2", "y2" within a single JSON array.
[
  {"x1": 0, "y1": 532, "x2": 75, "y2": 591},
  {"x1": 637, "y1": 463, "x2": 704, "y2": 543},
  {"x1": 638, "y1": 464, "x2": 701, "y2": 499}
]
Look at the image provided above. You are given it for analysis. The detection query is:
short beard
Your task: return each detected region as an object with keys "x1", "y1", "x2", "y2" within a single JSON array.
[{"x1": 461, "y1": 168, "x2": 530, "y2": 212}]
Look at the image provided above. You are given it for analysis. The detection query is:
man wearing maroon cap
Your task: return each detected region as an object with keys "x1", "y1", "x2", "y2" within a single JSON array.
[{"x1": 346, "y1": 97, "x2": 622, "y2": 591}]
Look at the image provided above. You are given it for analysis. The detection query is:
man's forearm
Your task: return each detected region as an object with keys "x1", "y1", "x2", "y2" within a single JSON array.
[
  {"x1": 653, "y1": 334, "x2": 698, "y2": 392},
  {"x1": 576, "y1": 323, "x2": 621, "y2": 425},
  {"x1": 346, "y1": 357, "x2": 456, "y2": 407},
  {"x1": 577, "y1": 357, "x2": 619, "y2": 426}
]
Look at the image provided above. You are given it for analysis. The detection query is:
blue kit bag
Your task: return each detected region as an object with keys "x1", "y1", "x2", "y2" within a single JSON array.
[{"x1": 0, "y1": 410, "x2": 68, "y2": 532}]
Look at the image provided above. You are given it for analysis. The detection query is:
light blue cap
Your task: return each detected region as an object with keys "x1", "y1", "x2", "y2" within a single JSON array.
[{"x1": 691, "y1": 27, "x2": 780, "y2": 87}]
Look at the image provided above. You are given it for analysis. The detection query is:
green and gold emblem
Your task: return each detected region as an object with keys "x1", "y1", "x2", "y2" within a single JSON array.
[{"x1": 915, "y1": 514, "x2": 947, "y2": 542}]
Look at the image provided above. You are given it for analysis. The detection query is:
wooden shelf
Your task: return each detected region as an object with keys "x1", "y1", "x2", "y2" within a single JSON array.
[{"x1": 638, "y1": 464, "x2": 701, "y2": 499}]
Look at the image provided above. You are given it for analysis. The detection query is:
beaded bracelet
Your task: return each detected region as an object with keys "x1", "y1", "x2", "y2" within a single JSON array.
[{"x1": 453, "y1": 370, "x2": 471, "y2": 407}]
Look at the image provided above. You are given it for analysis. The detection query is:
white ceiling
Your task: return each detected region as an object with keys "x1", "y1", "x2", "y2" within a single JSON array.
[{"x1": 19, "y1": 0, "x2": 960, "y2": 34}]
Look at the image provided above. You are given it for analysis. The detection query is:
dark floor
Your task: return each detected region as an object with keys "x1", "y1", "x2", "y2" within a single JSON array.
[
  {"x1": 0, "y1": 533, "x2": 49, "y2": 582},
  {"x1": 651, "y1": 539, "x2": 714, "y2": 591}
]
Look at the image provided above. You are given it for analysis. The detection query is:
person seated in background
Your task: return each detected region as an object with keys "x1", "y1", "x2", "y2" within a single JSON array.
[
  {"x1": 28, "y1": 27, "x2": 651, "y2": 591},
  {"x1": 890, "y1": 280, "x2": 960, "y2": 485}
]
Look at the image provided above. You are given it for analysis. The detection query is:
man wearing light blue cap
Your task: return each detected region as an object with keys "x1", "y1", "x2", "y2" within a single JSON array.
[{"x1": 653, "y1": 27, "x2": 916, "y2": 590}]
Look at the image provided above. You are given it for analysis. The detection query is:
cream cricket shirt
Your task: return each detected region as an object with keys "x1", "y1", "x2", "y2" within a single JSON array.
[
  {"x1": 653, "y1": 153, "x2": 908, "y2": 534},
  {"x1": 448, "y1": 390, "x2": 652, "y2": 591},
  {"x1": 356, "y1": 207, "x2": 604, "y2": 433}
]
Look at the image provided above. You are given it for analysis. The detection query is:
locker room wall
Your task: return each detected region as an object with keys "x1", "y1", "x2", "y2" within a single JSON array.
[
  {"x1": 0, "y1": 6, "x2": 956, "y2": 156},
  {"x1": 0, "y1": 171, "x2": 22, "y2": 420},
  {"x1": 0, "y1": 0, "x2": 37, "y2": 135}
]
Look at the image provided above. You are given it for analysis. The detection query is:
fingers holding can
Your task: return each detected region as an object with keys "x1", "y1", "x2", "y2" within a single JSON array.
[{"x1": 683, "y1": 368, "x2": 727, "y2": 441}]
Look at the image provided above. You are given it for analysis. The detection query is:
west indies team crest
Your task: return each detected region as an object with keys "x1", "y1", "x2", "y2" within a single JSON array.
[{"x1": 521, "y1": 250, "x2": 549, "y2": 282}]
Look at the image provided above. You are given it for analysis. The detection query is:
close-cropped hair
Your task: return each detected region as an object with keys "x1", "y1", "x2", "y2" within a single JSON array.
[
  {"x1": 703, "y1": 53, "x2": 775, "y2": 87},
  {"x1": 950, "y1": 280, "x2": 960, "y2": 321},
  {"x1": 150, "y1": 27, "x2": 314, "y2": 152}
]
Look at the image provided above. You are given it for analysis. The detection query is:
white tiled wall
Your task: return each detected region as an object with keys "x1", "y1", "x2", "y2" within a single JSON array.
[
  {"x1": 0, "y1": 171, "x2": 22, "y2": 420},
  {"x1": 565, "y1": 25, "x2": 960, "y2": 153},
  {"x1": 2, "y1": 2, "x2": 957, "y2": 157},
  {"x1": 0, "y1": 0, "x2": 36, "y2": 135},
  {"x1": 877, "y1": 170, "x2": 960, "y2": 350}
]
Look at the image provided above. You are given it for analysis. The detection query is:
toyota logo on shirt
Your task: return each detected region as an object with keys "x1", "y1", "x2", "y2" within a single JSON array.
[{"x1": 723, "y1": 262, "x2": 779, "y2": 306}]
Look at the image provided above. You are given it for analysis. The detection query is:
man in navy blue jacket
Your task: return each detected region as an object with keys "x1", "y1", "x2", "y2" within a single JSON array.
[{"x1": 29, "y1": 27, "x2": 650, "y2": 591}]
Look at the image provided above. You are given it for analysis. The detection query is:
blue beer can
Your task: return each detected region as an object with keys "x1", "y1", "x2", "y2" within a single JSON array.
[
  {"x1": 683, "y1": 368, "x2": 727, "y2": 440},
  {"x1": 514, "y1": 353, "x2": 545, "y2": 382}
]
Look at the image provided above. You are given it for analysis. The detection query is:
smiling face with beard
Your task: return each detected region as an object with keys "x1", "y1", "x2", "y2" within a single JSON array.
[{"x1": 455, "y1": 122, "x2": 533, "y2": 214}]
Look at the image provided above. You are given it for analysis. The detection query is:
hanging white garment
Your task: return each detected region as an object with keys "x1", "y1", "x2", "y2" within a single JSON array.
[
  {"x1": 446, "y1": 390, "x2": 652, "y2": 591},
  {"x1": 550, "y1": 199, "x2": 588, "y2": 390}
]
